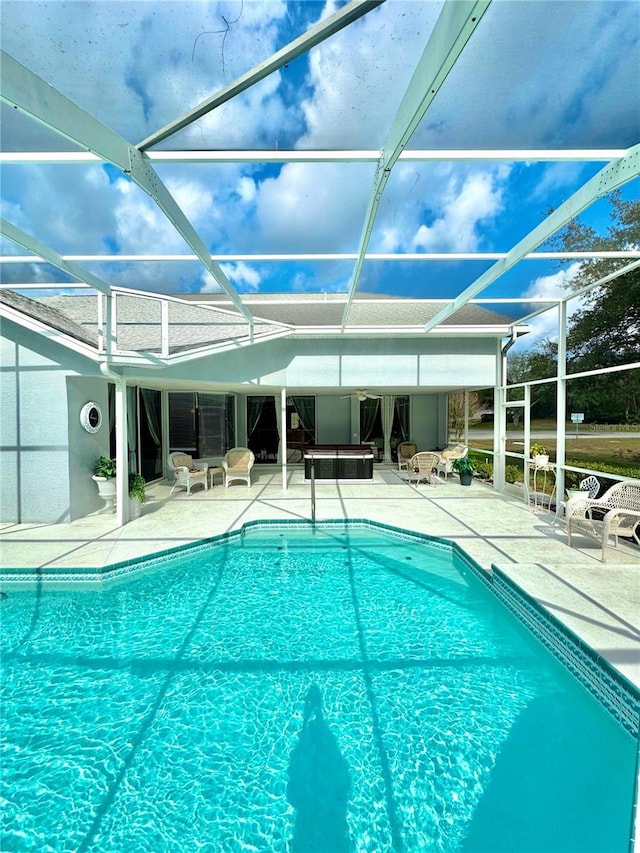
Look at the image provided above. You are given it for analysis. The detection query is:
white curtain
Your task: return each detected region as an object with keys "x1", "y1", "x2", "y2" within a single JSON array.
[{"x1": 382, "y1": 395, "x2": 395, "y2": 463}]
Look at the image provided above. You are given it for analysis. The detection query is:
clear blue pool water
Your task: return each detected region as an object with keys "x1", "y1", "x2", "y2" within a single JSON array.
[{"x1": 1, "y1": 525, "x2": 636, "y2": 853}]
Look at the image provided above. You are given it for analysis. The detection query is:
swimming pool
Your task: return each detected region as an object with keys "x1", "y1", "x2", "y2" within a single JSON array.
[{"x1": 1, "y1": 521, "x2": 638, "y2": 852}]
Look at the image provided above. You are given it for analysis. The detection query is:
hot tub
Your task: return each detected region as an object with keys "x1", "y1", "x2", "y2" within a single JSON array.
[{"x1": 303, "y1": 445, "x2": 374, "y2": 481}]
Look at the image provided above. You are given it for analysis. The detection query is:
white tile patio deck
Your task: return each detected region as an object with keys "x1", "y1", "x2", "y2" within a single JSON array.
[{"x1": 1, "y1": 466, "x2": 639, "y2": 689}]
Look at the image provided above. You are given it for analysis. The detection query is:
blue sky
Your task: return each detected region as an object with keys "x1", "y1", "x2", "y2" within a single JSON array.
[{"x1": 1, "y1": 0, "x2": 639, "y2": 316}]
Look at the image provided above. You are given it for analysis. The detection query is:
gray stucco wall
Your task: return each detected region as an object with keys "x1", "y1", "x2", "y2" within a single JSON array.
[
  {"x1": 67, "y1": 377, "x2": 112, "y2": 520},
  {"x1": 411, "y1": 393, "x2": 448, "y2": 450},
  {"x1": 125, "y1": 335, "x2": 498, "y2": 391},
  {"x1": 316, "y1": 395, "x2": 352, "y2": 444},
  {"x1": 0, "y1": 319, "x2": 107, "y2": 523}
]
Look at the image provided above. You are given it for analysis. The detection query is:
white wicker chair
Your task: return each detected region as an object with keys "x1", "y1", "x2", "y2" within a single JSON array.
[
  {"x1": 436, "y1": 444, "x2": 468, "y2": 479},
  {"x1": 222, "y1": 447, "x2": 255, "y2": 488},
  {"x1": 578, "y1": 475, "x2": 600, "y2": 498},
  {"x1": 408, "y1": 452, "x2": 441, "y2": 486},
  {"x1": 566, "y1": 480, "x2": 640, "y2": 562},
  {"x1": 168, "y1": 452, "x2": 209, "y2": 496}
]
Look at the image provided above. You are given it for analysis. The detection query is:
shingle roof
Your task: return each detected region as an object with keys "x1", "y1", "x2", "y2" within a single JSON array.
[
  {"x1": 175, "y1": 293, "x2": 516, "y2": 328},
  {"x1": 0, "y1": 290, "x2": 99, "y2": 347},
  {"x1": 1, "y1": 291, "x2": 521, "y2": 356}
]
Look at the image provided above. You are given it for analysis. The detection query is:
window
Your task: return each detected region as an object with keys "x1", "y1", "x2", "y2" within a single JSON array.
[{"x1": 169, "y1": 392, "x2": 235, "y2": 456}]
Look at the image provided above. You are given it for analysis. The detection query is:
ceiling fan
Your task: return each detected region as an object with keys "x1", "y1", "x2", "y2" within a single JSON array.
[{"x1": 340, "y1": 389, "x2": 382, "y2": 401}]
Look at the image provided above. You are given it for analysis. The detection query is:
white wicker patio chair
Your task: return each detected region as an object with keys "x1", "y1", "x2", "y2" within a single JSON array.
[
  {"x1": 222, "y1": 447, "x2": 255, "y2": 488},
  {"x1": 408, "y1": 452, "x2": 441, "y2": 486},
  {"x1": 168, "y1": 452, "x2": 208, "y2": 496},
  {"x1": 566, "y1": 480, "x2": 640, "y2": 562},
  {"x1": 436, "y1": 444, "x2": 468, "y2": 479}
]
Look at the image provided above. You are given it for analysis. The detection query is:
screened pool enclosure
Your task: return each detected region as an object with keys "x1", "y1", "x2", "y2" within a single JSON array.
[{"x1": 1, "y1": 0, "x2": 638, "y2": 524}]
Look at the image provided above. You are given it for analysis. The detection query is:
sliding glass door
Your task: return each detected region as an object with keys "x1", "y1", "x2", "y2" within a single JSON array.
[{"x1": 168, "y1": 392, "x2": 235, "y2": 458}]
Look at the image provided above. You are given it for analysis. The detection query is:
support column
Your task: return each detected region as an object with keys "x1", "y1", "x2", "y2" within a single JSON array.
[
  {"x1": 113, "y1": 375, "x2": 129, "y2": 527},
  {"x1": 281, "y1": 388, "x2": 288, "y2": 491},
  {"x1": 494, "y1": 384, "x2": 505, "y2": 493},
  {"x1": 556, "y1": 299, "x2": 568, "y2": 512},
  {"x1": 493, "y1": 339, "x2": 506, "y2": 493}
]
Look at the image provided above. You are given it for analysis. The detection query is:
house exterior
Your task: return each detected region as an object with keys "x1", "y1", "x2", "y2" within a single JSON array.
[{"x1": 0, "y1": 290, "x2": 524, "y2": 523}]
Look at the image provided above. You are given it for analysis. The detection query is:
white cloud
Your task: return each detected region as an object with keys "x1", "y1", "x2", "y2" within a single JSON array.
[
  {"x1": 220, "y1": 261, "x2": 261, "y2": 291},
  {"x1": 166, "y1": 178, "x2": 213, "y2": 226},
  {"x1": 199, "y1": 271, "x2": 222, "y2": 293},
  {"x1": 298, "y1": 2, "x2": 441, "y2": 148},
  {"x1": 114, "y1": 179, "x2": 192, "y2": 254},
  {"x1": 529, "y1": 163, "x2": 587, "y2": 202},
  {"x1": 524, "y1": 265, "x2": 581, "y2": 301},
  {"x1": 412, "y1": 168, "x2": 508, "y2": 253},
  {"x1": 199, "y1": 262, "x2": 260, "y2": 293},
  {"x1": 253, "y1": 161, "x2": 373, "y2": 252},
  {"x1": 519, "y1": 263, "x2": 583, "y2": 348},
  {"x1": 236, "y1": 177, "x2": 257, "y2": 203}
]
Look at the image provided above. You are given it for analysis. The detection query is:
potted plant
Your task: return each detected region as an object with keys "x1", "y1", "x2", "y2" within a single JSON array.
[
  {"x1": 530, "y1": 443, "x2": 549, "y2": 467},
  {"x1": 452, "y1": 456, "x2": 476, "y2": 486},
  {"x1": 128, "y1": 473, "x2": 146, "y2": 519},
  {"x1": 92, "y1": 456, "x2": 117, "y2": 511}
]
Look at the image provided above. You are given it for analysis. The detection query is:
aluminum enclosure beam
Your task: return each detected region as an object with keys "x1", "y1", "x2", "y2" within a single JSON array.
[
  {"x1": 138, "y1": 0, "x2": 386, "y2": 150},
  {"x1": 0, "y1": 50, "x2": 252, "y2": 322},
  {"x1": 341, "y1": 0, "x2": 492, "y2": 329},
  {"x1": 424, "y1": 143, "x2": 640, "y2": 331},
  {"x1": 0, "y1": 149, "x2": 625, "y2": 165},
  {"x1": 0, "y1": 218, "x2": 111, "y2": 295},
  {"x1": 3, "y1": 251, "x2": 638, "y2": 264}
]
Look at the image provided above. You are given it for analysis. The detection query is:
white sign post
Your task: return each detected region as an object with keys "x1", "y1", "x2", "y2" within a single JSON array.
[{"x1": 570, "y1": 412, "x2": 584, "y2": 439}]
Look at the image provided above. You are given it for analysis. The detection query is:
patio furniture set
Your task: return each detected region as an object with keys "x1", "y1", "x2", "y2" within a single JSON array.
[
  {"x1": 168, "y1": 448, "x2": 255, "y2": 495},
  {"x1": 166, "y1": 444, "x2": 639, "y2": 564},
  {"x1": 397, "y1": 442, "x2": 469, "y2": 485},
  {"x1": 566, "y1": 480, "x2": 640, "y2": 562},
  {"x1": 527, "y1": 464, "x2": 640, "y2": 562}
]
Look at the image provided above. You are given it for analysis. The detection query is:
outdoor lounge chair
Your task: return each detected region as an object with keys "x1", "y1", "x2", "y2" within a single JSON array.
[
  {"x1": 168, "y1": 452, "x2": 208, "y2": 496},
  {"x1": 436, "y1": 444, "x2": 468, "y2": 479},
  {"x1": 408, "y1": 452, "x2": 441, "y2": 486},
  {"x1": 397, "y1": 441, "x2": 418, "y2": 471},
  {"x1": 566, "y1": 480, "x2": 640, "y2": 562},
  {"x1": 222, "y1": 447, "x2": 255, "y2": 488}
]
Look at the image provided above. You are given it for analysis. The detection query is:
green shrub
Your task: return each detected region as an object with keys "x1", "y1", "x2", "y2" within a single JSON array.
[
  {"x1": 566, "y1": 458, "x2": 640, "y2": 480},
  {"x1": 128, "y1": 473, "x2": 146, "y2": 503},
  {"x1": 474, "y1": 461, "x2": 494, "y2": 480},
  {"x1": 505, "y1": 465, "x2": 522, "y2": 484}
]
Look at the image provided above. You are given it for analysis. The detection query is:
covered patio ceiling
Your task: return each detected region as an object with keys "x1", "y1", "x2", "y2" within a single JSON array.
[{"x1": 1, "y1": 0, "x2": 639, "y2": 343}]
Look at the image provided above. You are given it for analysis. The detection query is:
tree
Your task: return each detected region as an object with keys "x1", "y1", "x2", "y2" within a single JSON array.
[
  {"x1": 508, "y1": 345, "x2": 558, "y2": 419},
  {"x1": 511, "y1": 194, "x2": 640, "y2": 423},
  {"x1": 555, "y1": 193, "x2": 640, "y2": 370},
  {"x1": 448, "y1": 391, "x2": 481, "y2": 440}
]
